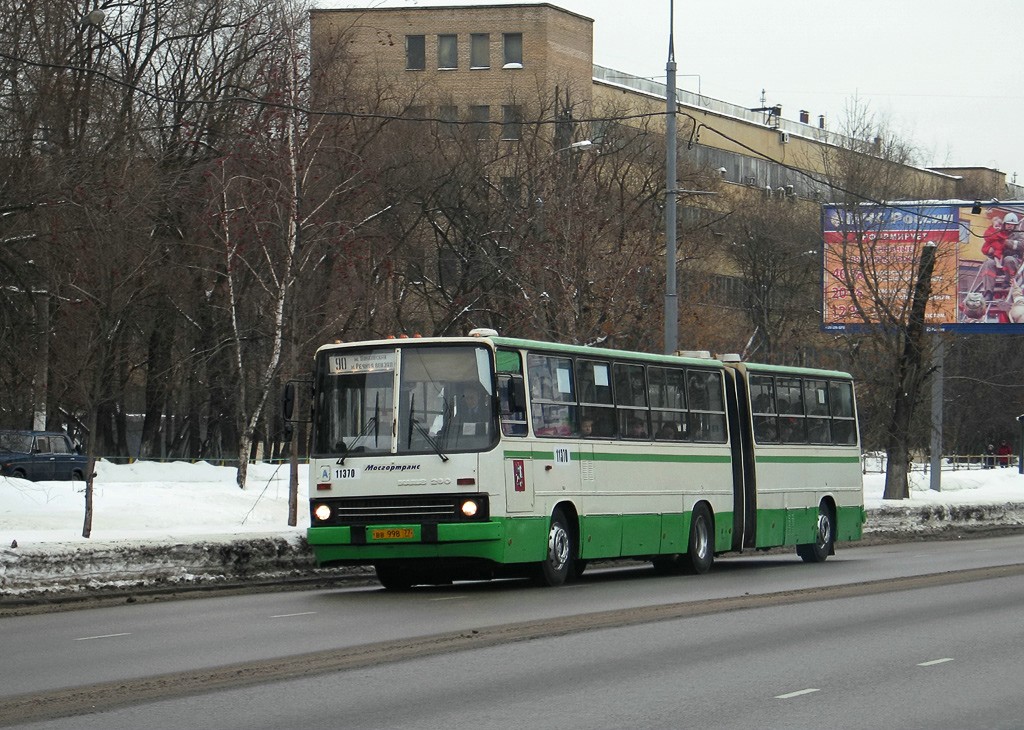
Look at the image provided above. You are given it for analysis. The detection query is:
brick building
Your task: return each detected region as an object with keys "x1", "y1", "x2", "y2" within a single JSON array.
[{"x1": 310, "y1": 3, "x2": 594, "y2": 141}]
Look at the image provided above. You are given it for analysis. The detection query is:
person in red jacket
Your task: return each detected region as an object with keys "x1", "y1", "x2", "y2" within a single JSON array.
[{"x1": 996, "y1": 440, "x2": 1013, "y2": 467}]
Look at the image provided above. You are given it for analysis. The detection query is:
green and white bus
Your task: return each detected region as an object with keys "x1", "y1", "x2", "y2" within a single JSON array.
[{"x1": 301, "y1": 330, "x2": 864, "y2": 590}]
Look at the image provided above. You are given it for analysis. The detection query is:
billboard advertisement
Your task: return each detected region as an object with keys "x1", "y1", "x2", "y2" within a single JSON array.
[{"x1": 822, "y1": 203, "x2": 1024, "y2": 332}]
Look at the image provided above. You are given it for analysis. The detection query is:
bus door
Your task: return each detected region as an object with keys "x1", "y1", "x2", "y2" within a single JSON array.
[{"x1": 724, "y1": 367, "x2": 757, "y2": 550}]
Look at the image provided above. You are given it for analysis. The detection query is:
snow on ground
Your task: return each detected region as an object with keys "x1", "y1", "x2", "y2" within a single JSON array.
[
  {"x1": 0, "y1": 460, "x2": 308, "y2": 548},
  {"x1": 868, "y1": 462, "x2": 1024, "y2": 508},
  {"x1": 0, "y1": 458, "x2": 1023, "y2": 548},
  {"x1": 0, "y1": 459, "x2": 1022, "y2": 600}
]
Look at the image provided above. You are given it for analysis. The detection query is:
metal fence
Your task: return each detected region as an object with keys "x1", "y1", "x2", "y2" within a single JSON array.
[{"x1": 861, "y1": 453, "x2": 1019, "y2": 474}]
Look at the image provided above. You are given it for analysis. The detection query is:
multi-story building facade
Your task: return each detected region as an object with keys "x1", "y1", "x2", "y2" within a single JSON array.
[{"x1": 311, "y1": 2, "x2": 1021, "y2": 200}]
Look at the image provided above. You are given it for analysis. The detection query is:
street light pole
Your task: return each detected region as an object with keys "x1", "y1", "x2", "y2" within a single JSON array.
[{"x1": 663, "y1": 0, "x2": 678, "y2": 355}]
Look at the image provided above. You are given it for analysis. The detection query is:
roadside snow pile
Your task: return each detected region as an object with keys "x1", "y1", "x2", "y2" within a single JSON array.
[{"x1": 867, "y1": 466, "x2": 1024, "y2": 536}]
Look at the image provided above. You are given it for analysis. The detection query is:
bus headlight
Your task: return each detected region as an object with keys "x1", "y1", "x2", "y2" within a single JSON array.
[
  {"x1": 460, "y1": 499, "x2": 478, "y2": 518},
  {"x1": 313, "y1": 503, "x2": 332, "y2": 522}
]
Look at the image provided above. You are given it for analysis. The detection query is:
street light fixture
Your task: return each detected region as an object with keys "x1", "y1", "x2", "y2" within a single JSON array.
[{"x1": 552, "y1": 139, "x2": 595, "y2": 154}]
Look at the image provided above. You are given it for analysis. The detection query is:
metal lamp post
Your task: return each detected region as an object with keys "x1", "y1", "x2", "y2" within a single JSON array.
[{"x1": 664, "y1": 0, "x2": 677, "y2": 355}]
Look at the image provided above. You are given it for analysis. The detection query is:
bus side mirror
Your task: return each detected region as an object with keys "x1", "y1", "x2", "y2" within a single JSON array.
[
  {"x1": 282, "y1": 382, "x2": 296, "y2": 421},
  {"x1": 500, "y1": 374, "x2": 526, "y2": 415}
]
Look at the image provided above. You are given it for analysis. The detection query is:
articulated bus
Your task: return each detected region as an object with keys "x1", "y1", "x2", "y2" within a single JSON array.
[{"x1": 300, "y1": 330, "x2": 864, "y2": 590}]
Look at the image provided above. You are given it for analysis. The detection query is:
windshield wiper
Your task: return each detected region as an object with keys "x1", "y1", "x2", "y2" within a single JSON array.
[
  {"x1": 339, "y1": 411, "x2": 380, "y2": 465},
  {"x1": 339, "y1": 395, "x2": 385, "y2": 464},
  {"x1": 414, "y1": 420, "x2": 449, "y2": 463},
  {"x1": 407, "y1": 393, "x2": 448, "y2": 462},
  {"x1": 334, "y1": 439, "x2": 349, "y2": 465}
]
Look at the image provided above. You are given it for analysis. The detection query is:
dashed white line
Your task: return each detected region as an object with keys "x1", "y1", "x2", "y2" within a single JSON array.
[
  {"x1": 270, "y1": 612, "x2": 318, "y2": 618},
  {"x1": 428, "y1": 596, "x2": 466, "y2": 602},
  {"x1": 74, "y1": 633, "x2": 131, "y2": 641},
  {"x1": 918, "y1": 658, "x2": 954, "y2": 667},
  {"x1": 775, "y1": 688, "x2": 820, "y2": 699}
]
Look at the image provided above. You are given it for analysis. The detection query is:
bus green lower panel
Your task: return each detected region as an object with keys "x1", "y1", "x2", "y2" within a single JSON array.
[
  {"x1": 837, "y1": 505, "x2": 866, "y2": 542},
  {"x1": 307, "y1": 518, "x2": 548, "y2": 566},
  {"x1": 620, "y1": 514, "x2": 662, "y2": 556},
  {"x1": 754, "y1": 504, "x2": 866, "y2": 549},
  {"x1": 756, "y1": 507, "x2": 808, "y2": 547},
  {"x1": 579, "y1": 515, "x2": 622, "y2": 559}
]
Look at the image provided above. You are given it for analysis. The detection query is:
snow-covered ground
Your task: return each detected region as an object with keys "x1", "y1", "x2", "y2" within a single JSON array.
[
  {"x1": 1, "y1": 460, "x2": 308, "y2": 547},
  {"x1": 0, "y1": 459, "x2": 1022, "y2": 600},
  {"x1": 1, "y1": 459, "x2": 1023, "y2": 548}
]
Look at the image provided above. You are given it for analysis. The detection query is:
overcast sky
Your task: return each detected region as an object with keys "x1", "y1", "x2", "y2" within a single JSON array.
[{"x1": 325, "y1": 0, "x2": 1024, "y2": 184}]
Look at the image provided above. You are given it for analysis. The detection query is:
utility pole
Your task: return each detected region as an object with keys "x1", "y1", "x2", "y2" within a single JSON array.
[{"x1": 663, "y1": 0, "x2": 677, "y2": 355}]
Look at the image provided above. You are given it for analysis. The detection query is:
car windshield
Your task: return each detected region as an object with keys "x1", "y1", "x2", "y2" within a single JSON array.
[
  {"x1": 0, "y1": 432, "x2": 32, "y2": 453},
  {"x1": 312, "y1": 344, "x2": 496, "y2": 457}
]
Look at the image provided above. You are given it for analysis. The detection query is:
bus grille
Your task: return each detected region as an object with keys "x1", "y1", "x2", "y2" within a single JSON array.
[{"x1": 314, "y1": 494, "x2": 489, "y2": 526}]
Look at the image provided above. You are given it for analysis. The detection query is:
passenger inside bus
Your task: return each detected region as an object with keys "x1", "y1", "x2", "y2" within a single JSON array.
[
  {"x1": 580, "y1": 412, "x2": 614, "y2": 438},
  {"x1": 655, "y1": 422, "x2": 679, "y2": 440},
  {"x1": 626, "y1": 417, "x2": 648, "y2": 439},
  {"x1": 455, "y1": 383, "x2": 490, "y2": 436},
  {"x1": 535, "y1": 406, "x2": 573, "y2": 436}
]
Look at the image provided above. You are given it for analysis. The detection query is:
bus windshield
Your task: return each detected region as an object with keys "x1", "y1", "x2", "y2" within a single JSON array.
[{"x1": 312, "y1": 344, "x2": 496, "y2": 457}]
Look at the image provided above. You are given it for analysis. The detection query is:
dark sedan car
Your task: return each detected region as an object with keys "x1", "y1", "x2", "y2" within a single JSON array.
[{"x1": 0, "y1": 430, "x2": 87, "y2": 481}]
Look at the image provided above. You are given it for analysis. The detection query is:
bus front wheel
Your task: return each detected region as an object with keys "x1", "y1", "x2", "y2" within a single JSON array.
[
  {"x1": 797, "y1": 502, "x2": 835, "y2": 563},
  {"x1": 533, "y1": 508, "x2": 574, "y2": 587},
  {"x1": 374, "y1": 563, "x2": 414, "y2": 591}
]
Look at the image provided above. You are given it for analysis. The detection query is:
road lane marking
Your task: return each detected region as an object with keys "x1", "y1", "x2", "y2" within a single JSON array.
[
  {"x1": 918, "y1": 658, "x2": 954, "y2": 667},
  {"x1": 74, "y1": 633, "x2": 131, "y2": 641},
  {"x1": 775, "y1": 688, "x2": 820, "y2": 699},
  {"x1": 428, "y1": 596, "x2": 466, "y2": 602},
  {"x1": 270, "y1": 612, "x2": 318, "y2": 618}
]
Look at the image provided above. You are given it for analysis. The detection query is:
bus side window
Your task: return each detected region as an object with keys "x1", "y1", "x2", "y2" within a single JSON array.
[
  {"x1": 528, "y1": 353, "x2": 577, "y2": 437},
  {"x1": 829, "y1": 380, "x2": 858, "y2": 445},
  {"x1": 750, "y1": 375, "x2": 779, "y2": 443}
]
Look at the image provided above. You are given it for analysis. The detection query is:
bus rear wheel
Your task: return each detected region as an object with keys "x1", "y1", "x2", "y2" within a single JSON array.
[
  {"x1": 797, "y1": 502, "x2": 835, "y2": 563},
  {"x1": 532, "y1": 508, "x2": 574, "y2": 587},
  {"x1": 682, "y1": 503, "x2": 714, "y2": 574}
]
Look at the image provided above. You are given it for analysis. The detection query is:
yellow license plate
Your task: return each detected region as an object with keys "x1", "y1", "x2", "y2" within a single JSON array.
[{"x1": 372, "y1": 528, "x2": 414, "y2": 540}]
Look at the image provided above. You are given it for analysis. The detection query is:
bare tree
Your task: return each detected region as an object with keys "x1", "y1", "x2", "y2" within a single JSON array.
[
  {"x1": 818, "y1": 103, "x2": 953, "y2": 499},
  {"x1": 718, "y1": 193, "x2": 822, "y2": 363}
]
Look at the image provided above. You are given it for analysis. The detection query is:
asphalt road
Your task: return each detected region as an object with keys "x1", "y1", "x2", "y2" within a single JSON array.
[{"x1": 4, "y1": 534, "x2": 1024, "y2": 728}]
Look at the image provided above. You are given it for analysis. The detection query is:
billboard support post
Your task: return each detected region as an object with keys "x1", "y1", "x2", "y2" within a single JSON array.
[
  {"x1": 929, "y1": 335, "x2": 943, "y2": 491},
  {"x1": 1017, "y1": 414, "x2": 1024, "y2": 475}
]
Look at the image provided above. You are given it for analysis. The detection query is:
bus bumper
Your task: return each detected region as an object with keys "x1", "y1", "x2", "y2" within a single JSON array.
[{"x1": 306, "y1": 518, "x2": 544, "y2": 566}]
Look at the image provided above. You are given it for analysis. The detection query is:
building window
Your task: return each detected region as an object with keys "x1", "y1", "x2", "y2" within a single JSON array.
[
  {"x1": 501, "y1": 176, "x2": 520, "y2": 204},
  {"x1": 470, "y1": 105, "x2": 490, "y2": 140},
  {"x1": 503, "y1": 33, "x2": 522, "y2": 68},
  {"x1": 438, "y1": 34, "x2": 458, "y2": 69},
  {"x1": 501, "y1": 105, "x2": 522, "y2": 140},
  {"x1": 402, "y1": 106, "x2": 426, "y2": 134},
  {"x1": 439, "y1": 105, "x2": 458, "y2": 136},
  {"x1": 470, "y1": 33, "x2": 490, "y2": 69},
  {"x1": 406, "y1": 35, "x2": 425, "y2": 70}
]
